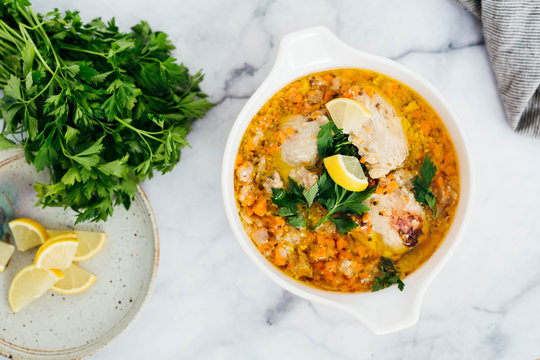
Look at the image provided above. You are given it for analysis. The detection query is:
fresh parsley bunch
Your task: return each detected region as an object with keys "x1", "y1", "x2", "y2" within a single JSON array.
[{"x1": 0, "y1": 0, "x2": 212, "y2": 223}]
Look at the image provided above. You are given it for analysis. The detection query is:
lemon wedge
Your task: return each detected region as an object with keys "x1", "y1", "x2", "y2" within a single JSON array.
[
  {"x1": 0, "y1": 241, "x2": 15, "y2": 272},
  {"x1": 51, "y1": 263, "x2": 96, "y2": 294},
  {"x1": 325, "y1": 98, "x2": 372, "y2": 132},
  {"x1": 8, "y1": 218, "x2": 48, "y2": 251},
  {"x1": 47, "y1": 229, "x2": 106, "y2": 262},
  {"x1": 323, "y1": 154, "x2": 369, "y2": 192},
  {"x1": 44, "y1": 230, "x2": 77, "y2": 241},
  {"x1": 34, "y1": 236, "x2": 79, "y2": 270},
  {"x1": 8, "y1": 265, "x2": 63, "y2": 313}
]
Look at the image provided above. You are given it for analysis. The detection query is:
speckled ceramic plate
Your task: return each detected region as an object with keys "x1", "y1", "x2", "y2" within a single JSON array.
[{"x1": 0, "y1": 150, "x2": 159, "y2": 359}]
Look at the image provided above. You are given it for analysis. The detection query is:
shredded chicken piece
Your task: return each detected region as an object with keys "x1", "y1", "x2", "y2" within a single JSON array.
[
  {"x1": 346, "y1": 93, "x2": 409, "y2": 178},
  {"x1": 236, "y1": 162, "x2": 254, "y2": 183},
  {"x1": 280, "y1": 115, "x2": 328, "y2": 166},
  {"x1": 252, "y1": 228, "x2": 269, "y2": 247},
  {"x1": 289, "y1": 166, "x2": 318, "y2": 189},
  {"x1": 262, "y1": 171, "x2": 284, "y2": 194},
  {"x1": 339, "y1": 259, "x2": 356, "y2": 278},
  {"x1": 366, "y1": 178, "x2": 424, "y2": 253}
]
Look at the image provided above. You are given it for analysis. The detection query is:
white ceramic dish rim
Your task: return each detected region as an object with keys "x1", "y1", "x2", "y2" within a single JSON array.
[
  {"x1": 0, "y1": 150, "x2": 160, "y2": 359},
  {"x1": 221, "y1": 26, "x2": 473, "y2": 335}
]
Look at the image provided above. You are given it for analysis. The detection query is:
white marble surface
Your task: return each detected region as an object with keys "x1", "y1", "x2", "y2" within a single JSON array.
[{"x1": 8, "y1": 0, "x2": 540, "y2": 359}]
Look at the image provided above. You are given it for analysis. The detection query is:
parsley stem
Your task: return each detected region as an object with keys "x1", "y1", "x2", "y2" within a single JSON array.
[
  {"x1": 0, "y1": 21, "x2": 25, "y2": 44},
  {"x1": 61, "y1": 46, "x2": 108, "y2": 58},
  {"x1": 309, "y1": 187, "x2": 347, "y2": 230},
  {"x1": 310, "y1": 209, "x2": 335, "y2": 230},
  {"x1": 114, "y1": 117, "x2": 166, "y2": 141},
  {"x1": 305, "y1": 207, "x2": 310, "y2": 230},
  {"x1": 17, "y1": 25, "x2": 56, "y2": 77}
]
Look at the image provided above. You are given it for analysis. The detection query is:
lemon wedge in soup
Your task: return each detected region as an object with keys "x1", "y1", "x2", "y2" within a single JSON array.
[
  {"x1": 324, "y1": 154, "x2": 369, "y2": 192},
  {"x1": 325, "y1": 98, "x2": 371, "y2": 132}
]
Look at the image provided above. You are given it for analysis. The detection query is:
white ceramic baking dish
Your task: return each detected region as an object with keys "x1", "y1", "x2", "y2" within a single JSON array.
[{"x1": 221, "y1": 26, "x2": 473, "y2": 334}]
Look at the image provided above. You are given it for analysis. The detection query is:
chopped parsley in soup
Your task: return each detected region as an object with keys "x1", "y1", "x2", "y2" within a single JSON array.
[{"x1": 234, "y1": 69, "x2": 459, "y2": 292}]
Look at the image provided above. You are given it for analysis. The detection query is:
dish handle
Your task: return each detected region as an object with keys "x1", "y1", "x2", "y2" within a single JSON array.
[
  {"x1": 270, "y1": 26, "x2": 353, "y2": 82},
  {"x1": 329, "y1": 279, "x2": 428, "y2": 335}
]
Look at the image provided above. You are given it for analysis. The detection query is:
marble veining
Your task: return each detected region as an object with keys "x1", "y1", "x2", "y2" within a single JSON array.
[{"x1": 3, "y1": 0, "x2": 540, "y2": 359}]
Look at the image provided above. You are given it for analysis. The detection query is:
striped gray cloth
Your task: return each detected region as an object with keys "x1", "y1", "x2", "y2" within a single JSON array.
[{"x1": 456, "y1": 0, "x2": 540, "y2": 138}]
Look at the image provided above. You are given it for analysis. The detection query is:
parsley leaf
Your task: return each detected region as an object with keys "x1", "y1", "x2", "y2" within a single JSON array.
[
  {"x1": 372, "y1": 257, "x2": 405, "y2": 292},
  {"x1": 310, "y1": 176, "x2": 375, "y2": 231},
  {"x1": 286, "y1": 214, "x2": 306, "y2": 229},
  {"x1": 317, "y1": 119, "x2": 358, "y2": 158},
  {"x1": 412, "y1": 155, "x2": 438, "y2": 218},
  {"x1": 330, "y1": 214, "x2": 359, "y2": 234},
  {"x1": 270, "y1": 178, "x2": 309, "y2": 229},
  {"x1": 0, "y1": 3, "x2": 212, "y2": 223},
  {"x1": 302, "y1": 183, "x2": 318, "y2": 207}
]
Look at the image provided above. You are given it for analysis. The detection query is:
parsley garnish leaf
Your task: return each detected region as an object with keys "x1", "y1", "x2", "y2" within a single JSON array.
[
  {"x1": 286, "y1": 214, "x2": 306, "y2": 229},
  {"x1": 372, "y1": 257, "x2": 405, "y2": 292},
  {"x1": 302, "y1": 183, "x2": 319, "y2": 208},
  {"x1": 316, "y1": 118, "x2": 358, "y2": 158},
  {"x1": 412, "y1": 155, "x2": 438, "y2": 219},
  {"x1": 330, "y1": 215, "x2": 359, "y2": 234}
]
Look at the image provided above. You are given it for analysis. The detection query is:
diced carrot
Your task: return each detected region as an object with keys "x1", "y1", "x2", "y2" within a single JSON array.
[
  {"x1": 388, "y1": 82, "x2": 398, "y2": 95},
  {"x1": 358, "y1": 271, "x2": 368, "y2": 279},
  {"x1": 339, "y1": 250, "x2": 351, "y2": 259},
  {"x1": 364, "y1": 86, "x2": 374, "y2": 98},
  {"x1": 344, "y1": 85, "x2": 361, "y2": 99},
  {"x1": 311, "y1": 247, "x2": 327, "y2": 261},
  {"x1": 356, "y1": 246, "x2": 365, "y2": 258},
  {"x1": 235, "y1": 155, "x2": 243, "y2": 166},
  {"x1": 274, "y1": 245, "x2": 287, "y2": 266},
  {"x1": 244, "y1": 192, "x2": 256, "y2": 207},
  {"x1": 323, "y1": 74, "x2": 334, "y2": 85},
  {"x1": 375, "y1": 184, "x2": 387, "y2": 194},
  {"x1": 323, "y1": 261, "x2": 337, "y2": 278},
  {"x1": 420, "y1": 120, "x2": 432, "y2": 135},
  {"x1": 285, "y1": 86, "x2": 303, "y2": 104},
  {"x1": 273, "y1": 216, "x2": 285, "y2": 228},
  {"x1": 435, "y1": 175, "x2": 444, "y2": 190},
  {"x1": 409, "y1": 109, "x2": 424, "y2": 119},
  {"x1": 275, "y1": 130, "x2": 287, "y2": 144},
  {"x1": 267, "y1": 143, "x2": 279, "y2": 155},
  {"x1": 253, "y1": 196, "x2": 267, "y2": 217},
  {"x1": 323, "y1": 91, "x2": 333, "y2": 103},
  {"x1": 313, "y1": 261, "x2": 324, "y2": 270},
  {"x1": 244, "y1": 141, "x2": 256, "y2": 152},
  {"x1": 360, "y1": 157, "x2": 366, "y2": 164},
  {"x1": 336, "y1": 238, "x2": 348, "y2": 250}
]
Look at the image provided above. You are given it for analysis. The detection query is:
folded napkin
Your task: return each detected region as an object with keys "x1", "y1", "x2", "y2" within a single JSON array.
[{"x1": 456, "y1": 0, "x2": 540, "y2": 138}]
